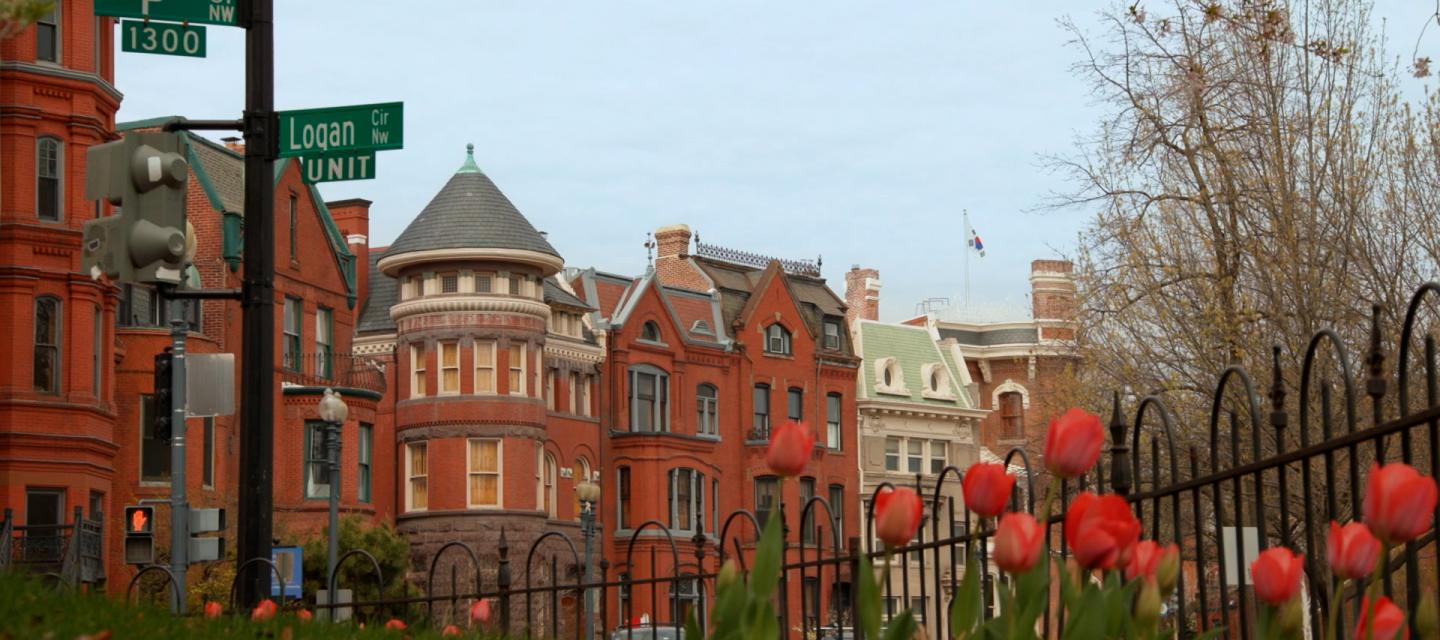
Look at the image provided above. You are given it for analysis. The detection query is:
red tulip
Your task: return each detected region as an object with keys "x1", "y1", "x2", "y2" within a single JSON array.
[
  {"x1": 295, "y1": 609, "x2": 312, "y2": 622},
  {"x1": 1250, "y1": 547, "x2": 1305, "y2": 606},
  {"x1": 874, "y1": 486, "x2": 924, "y2": 548},
  {"x1": 1364, "y1": 462, "x2": 1439, "y2": 545},
  {"x1": 250, "y1": 599, "x2": 277, "y2": 622},
  {"x1": 442, "y1": 624, "x2": 463, "y2": 637},
  {"x1": 994, "y1": 512, "x2": 1044, "y2": 574},
  {"x1": 1355, "y1": 596, "x2": 1408, "y2": 640},
  {"x1": 470, "y1": 598, "x2": 493, "y2": 624},
  {"x1": 203, "y1": 601, "x2": 223, "y2": 618},
  {"x1": 766, "y1": 420, "x2": 815, "y2": 477},
  {"x1": 962, "y1": 463, "x2": 1015, "y2": 518},
  {"x1": 1328, "y1": 521, "x2": 1381, "y2": 581},
  {"x1": 384, "y1": 618, "x2": 407, "y2": 630},
  {"x1": 1125, "y1": 540, "x2": 1164, "y2": 583},
  {"x1": 1044, "y1": 408, "x2": 1105, "y2": 479},
  {"x1": 1064, "y1": 492, "x2": 1140, "y2": 570}
]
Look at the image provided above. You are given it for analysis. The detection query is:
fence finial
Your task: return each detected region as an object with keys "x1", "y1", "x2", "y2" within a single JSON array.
[
  {"x1": 1108, "y1": 390, "x2": 1132, "y2": 496},
  {"x1": 1269, "y1": 346, "x2": 1287, "y2": 431}
]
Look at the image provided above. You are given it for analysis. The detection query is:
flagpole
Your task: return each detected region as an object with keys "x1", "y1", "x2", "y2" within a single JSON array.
[{"x1": 964, "y1": 209, "x2": 971, "y2": 309}]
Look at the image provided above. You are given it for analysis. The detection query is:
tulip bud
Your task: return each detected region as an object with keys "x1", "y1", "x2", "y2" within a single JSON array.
[
  {"x1": 1156, "y1": 544, "x2": 1180, "y2": 597},
  {"x1": 1134, "y1": 580, "x2": 1162, "y2": 625},
  {"x1": 1418, "y1": 589, "x2": 1440, "y2": 640},
  {"x1": 717, "y1": 559, "x2": 740, "y2": 592},
  {"x1": 1276, "y1": 596, "x2": 1303, "y2": 636}
]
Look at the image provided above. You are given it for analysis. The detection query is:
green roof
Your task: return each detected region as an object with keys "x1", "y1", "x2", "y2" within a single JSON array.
[{"x1": 855, "y1": 321, "x2": 974, "y2": 409}]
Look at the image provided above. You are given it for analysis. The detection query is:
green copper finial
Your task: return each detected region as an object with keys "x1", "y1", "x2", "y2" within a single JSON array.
[{"x1": 457, "y1": 143, "x2": 482, "y2": 174}]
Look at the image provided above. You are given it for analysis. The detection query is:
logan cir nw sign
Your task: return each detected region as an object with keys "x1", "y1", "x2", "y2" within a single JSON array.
[
  {"x1": 94, "y1": 0, "x2": 239, "y2": 26},
  {"x1": 278, "y1": 102, "x2": 403, "y2": 158}
]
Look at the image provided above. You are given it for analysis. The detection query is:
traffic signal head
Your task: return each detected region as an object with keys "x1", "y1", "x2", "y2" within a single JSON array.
[
  {"x1": 82, "y1": 131, "x2": 190, "y2": 285},
  {"x1": 154, "y1": 347, "x2": 174, "y2": 442},
  {"x1": 123, "y1": 506, "x2": 155, "y2": 565}
]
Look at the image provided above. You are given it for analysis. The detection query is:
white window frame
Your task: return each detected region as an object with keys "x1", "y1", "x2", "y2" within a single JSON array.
[
  {"x1": 884, "y1": 437, "x2": 900, "y2": 472},
  {"x1": 467, "y1": 438, "x2": 502, "y2": 509},
  {"x1": 36, "y1": 137, "x2": 62, "y2": 222},
  {"x1": 930, "y1": 439, "x2": 949, "y2": 474},
  {"x1": 629, "y1": 365, "x2": 669, "y2": 432},
  {"x1": 568, "y1": 371, "x2": 580, "y2": 415},
  {"x1": 696, "y1": 384, "x2": 718, "y2": 437},
  {"x1": 410, "y1": 343, "x2": 426, "y2": 398},
  {"x1": 508, "y1": 342, "x2": 527, "y2": 396},
  {"x1": 439, "y1": 340, "x2": 460, "y2": 395},
  {"x1": 581, "y1": 375, "x2": 592, "y2": 417},
  {"x1": 668, "y1": 468, "x2": 705, "y2": 532},
  {"x1": 474, "y1": 339, "x2": 496, "y2": 394},
  {"x1": 545, "y1": 370, "x2": 556, "y2": 410},
  {"x1": 765, "y1": 324, "x2": 791, "y2": 355},
  {"x1": 825, "y1": 392, "x2": 842, "y2": 450},
  {"x1": 405, "y1": 441, "x2": 428, "y2": 512}
]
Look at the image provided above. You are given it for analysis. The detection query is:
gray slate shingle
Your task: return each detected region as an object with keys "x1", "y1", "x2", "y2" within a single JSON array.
[{"x1": 385, "y1": 171, "x2": 560, "y2": 259}]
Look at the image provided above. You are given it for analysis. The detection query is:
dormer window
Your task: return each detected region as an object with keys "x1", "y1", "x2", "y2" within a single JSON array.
[
  {"x1": 691, "y1": 320, "x2": 713, "y2": 335},
  {"x1": 823, "y1": 319, "x2": 841, "y2": 350},
  {"x1": 876, "y1": 357, "x2": 906, "y2": 395},
  {"x1": 641, "y1": 321, "x2": 662, "y2": 342},
  {"x1": 920, "y1": 363, "x2": 953, "y2": 400},
  {"x1": 765, "y1": 324, "x2": 792, "y2": 355}
]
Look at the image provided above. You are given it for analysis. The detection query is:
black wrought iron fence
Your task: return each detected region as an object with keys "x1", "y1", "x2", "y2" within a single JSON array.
[{"x1": 278, "y1": 352, "x2": 387, "y2": 394}]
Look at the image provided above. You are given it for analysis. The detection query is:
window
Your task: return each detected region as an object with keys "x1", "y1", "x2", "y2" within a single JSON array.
[
  {"x1": 440, "y1": 341, "x2": 460, "y2": 395},
  {"x1": 640, "y1": 321, "x2": 661, "y2": 342},
  {"x1": 617, "y1": 466, "x2": 632, "y2": 529},
  {"x1": 752, "y1": 384, "x2": 771, "y2": 439},
  {"x1": 37, "y1": 138, "x2": 60, "y2": 221},
  {"x1": 508, "y1": 343, "x2": 526, "y2": 395},
  {"x1": 765, "y1": 324, "x2": 791, "y2": 355},
  {"x1": 572, "y1": 457, "x2": 592, "y2": 520},
  {"x1": 824, "y1": 319, "x2": 841, "y2": 350},
  {"x1": 884, "y1": 437, "x2": 900, "y2": 472},
  {"x1": 628, "y1": 365, "x2": 669, "y2": 432},
  {"x1": 568, "y1": 372, "x2": 579, "y2": 414},
  {"x1": 33, "y1": 297, "x2": 60, "y2": 393},
  {"x1": 803, "y1": 577, "x2": 820, "y2": 627},
  {"x1": 787, "y1": 387, "x2": 804, "y2": 422},
  {"x1": 35, "y1": 4, "x2": 57, "y2": 62},
  {"x1": 316, "y1": 307, "x2": 333, "y2": 379},
  {"x1": 910, "y1": 597, "x2": 928, "y2": 623},
  {"x1": 439, "y1": 272, "x2": 459, "y2": 293},
  {"x1": 829, "y1": 484, "x2": 845, "y2": 543},
  {"x1": 930, "y1": 440, "x2": 948, "y2": 474},
  {"x1": 712, "y1": 479, "x2": 720, "y2": 536},
  {"x1": 118, "y1": 284, "x2": 159, "y2": 327},
  {"x1": 410, "y1": 344, "x2": 426, "y2": 398},
  {"x1": 358, "y1": 424, "x2": 372, "y2": 503},
  {"x1": 288, "y1": 196, "x2": 298, "y2": 261},
  {"x1": 406, "y1": 442, "x2": 428, "y2": 511},
  {"x1": 696, "y1": 384, "x2": 718, "y2": 437},
  {"x1": 930, "y1": 369, "x2": 942, "y2": 393},
  {"x1": 883, "y1": 363, "x2": 894, "y2": 387},
  {"x1": 304, "y1": 422, "x2": 330, "y2": 499},
  {"x1": 826, "y1": 393, "x2": 842, "y2": 450},
  {"x1": 88, "y1": 491, "x2": 103, "y2": 520},
  {"x1": 800, "y1": 477, "x2": 816, "y2": 544},
  {"x1": 669, "y1": 468, "x2": 705, "y2": 531},
  {"x1": 474, "y1": 340, "x2": 495, "y2": 393},
  {"x1": 580, "y1": 375, "x2": 592, "y2": 417},
  {"x1": 467, "y1": 439, "x2": 500, "y2": 508},
  {"x1": 545, "y1": 371, "x2": 556, "y2": 410},
  {"x1": 140, "y1": 395, "x2": 169, "y2": 482},
  {"x1": 754, "y1": 476, "x2": 778, "y2": 530},
  {"x1": 282, "y1": 297, "x2": 301, "y2": 372},
  {"x1": 539, "y1": 452, "x2": 557, "y2": 518},
  {"x1": 1000, "y1": 392, "x2": 1025, "y2": 440},
  {"x1": 907, "y1": 440, "x2": 923, "y2": 473},
  {"x1": 475, "y1": 272, "x2": 493, "y2": 293},
  {"x1": 92, "y1": 305, "x2": 102, "y2": 396},
  {"x1": 673, "y1": 575, "x2": 703, "y2": 630},
  {"x1": 202, "y1": 418, "x2": 214, "y2": 488},
  {"x1": 24, "y1": 489, "x2": 63, "y2": 562}
]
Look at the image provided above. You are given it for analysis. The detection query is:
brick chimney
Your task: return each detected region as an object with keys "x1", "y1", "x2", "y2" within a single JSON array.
[
  {"x1": 220, "y1": 136, "x2": 244, "y2": 154},
  {"x1": 1030, "y1": 259, "x2": 1076, "y2": 341},
  {"x1": 844, "y1": 265, "x2": 881, "y2": 328},
  {"x1": 328, "y1": 198, "x2": 372, "y2": 309},
  {"x1": 652, "y1": 224, "x2": 711, "y2": 292}
]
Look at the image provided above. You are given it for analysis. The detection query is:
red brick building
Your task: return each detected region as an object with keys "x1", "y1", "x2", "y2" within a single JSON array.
[{"x1": 571, "y1": 224, "x2": 860, "y2": 634}]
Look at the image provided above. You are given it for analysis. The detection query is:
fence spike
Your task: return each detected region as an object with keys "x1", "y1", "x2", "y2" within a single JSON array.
[{"x1": 1109, "y1": 390, "x2": 1132, "y2": 496}]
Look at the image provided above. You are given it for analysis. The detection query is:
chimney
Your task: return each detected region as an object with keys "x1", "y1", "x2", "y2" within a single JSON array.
[
  {"x1": 844, "y1": 265, "x2": 881, "y2": 328},
  {"x1": 651, "y1": 224, "x2": 711, "y2": 292},
  {"x1": 220, "y1": 136, "x2": 244, "y2": 154},
  {"x1": 1030, "y1": 259, "x2": 1076, "y2": 341},
  {"x1": 328, "y1": 198, "x2": 373, "y2": 309}
]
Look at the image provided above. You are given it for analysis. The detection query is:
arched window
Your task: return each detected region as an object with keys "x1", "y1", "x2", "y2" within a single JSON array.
[
  {"x1": 876, "y1": 357, "x2": 905, "y2": 394},
  {"x1": 628, "y1": 364, "x2": 669, "y2": 432},
  {"x1": 640, "y1": 321, "x2": 661, "y2": 342},
  {"x1": 538, "y1": 451, "x2": 558, "y2": 518},
  {"x1": 696, "y1": 384, "x2": 718, "y2": 436},
  {"x1": 1000, "y1": 391, "x2": 1025, "y2": 440},
  {"x1": 765, "y1": 324, "x2": 791, "y2": 355},
  {"x1": 572, "y1": 457, "x2": 592, "y2": 520},
  {"x1": 36, "y1": 137, "x2": 61, "y2": 222},
  {"x1": 33, "y1": 296, "x2": 61, "y2": 393}
]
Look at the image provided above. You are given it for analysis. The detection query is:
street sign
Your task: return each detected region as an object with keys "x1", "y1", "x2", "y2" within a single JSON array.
[
  {"x1": 186, "y1": 353, "x2": 234, "y2": 417},
  {"x1": 303, "y1": 151, "x2": 377, "y2": 184},
  {"x1": 95, "y1": 0, "x2": 239, "y2": 27},
  {"x1": 278, "y1": 102, "x2": 403, "y2": 158},
  {"x1": 121, "y1": 19, "x2": 206, "y2": 57}
]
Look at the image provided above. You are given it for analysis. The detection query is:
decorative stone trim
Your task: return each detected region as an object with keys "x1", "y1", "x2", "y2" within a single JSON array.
[
  {"x1": 353, "y1": 334, "x2": 396, "y2": 355},
  {"x1": 389, "y1": 295, "x2": 550, "y2": 323},
  {"x1": 544, "y1": 342, "x2": 604, "y2": 365},
  {"x1": 992, "y1": 379, "x2": 1030, "y2": 410},
  {"x1": 377, "y1": 247, "x2": 563, "y2": 277}
]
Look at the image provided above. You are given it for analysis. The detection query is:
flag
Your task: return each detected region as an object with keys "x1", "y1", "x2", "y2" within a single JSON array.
[{"x1": 968, "y1": 227, "x2": 986, "y2": 258}]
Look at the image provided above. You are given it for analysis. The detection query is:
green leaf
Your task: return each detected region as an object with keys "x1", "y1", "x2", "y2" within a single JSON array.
[
  {"x1": 1012, "y1": 553, "x2": 1051, "y2": 636},
  {"x1": 857, "y1": 553, "x2": 883, "y2": 640},
  {"x1": 950, "y1": 552, "x2": 983, "y2": 638},
  {"x1": 1192, "y1": 626, "x2": 1228, "y2": 640},
  {"x1": 1060, "y1": 583, "x2": 1106, "y2": 640},
  {"x1": 684, "y1": 609, "x2": 702, "y2": 640},
  {"x1": 883, "y1": 609, "x2": 917, "y2": 640},
  {"x1": 710, "y1": 573, "x2": 747, "y2": 639},
  {"x1": 749, "y1": 511, "x2": 785, "y2": 602},
  {"x1": 751, "y1": 601, "x2": 780, "y2": 639}
]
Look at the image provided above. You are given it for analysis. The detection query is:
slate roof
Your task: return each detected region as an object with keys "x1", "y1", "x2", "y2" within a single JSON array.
[
  {"x1": 186, "y1": 136, "x2": 244, "y2": 212},
  {"x1": 358, "y1": 248, "x2": 398, "y2": 333},
  {"x1": 385, "y1": 153, "x2": 560, "y2": 260},
  {"x1": 937, "y1": 327, "x2": 1039, "y2": 346},
  {"x1": 694, "y1": 256, "x2": 849, "y2": 356},
  {"x1": 856, "y1": 321, "x2": 974, "y2": 409},
  {"x1": 543, "y1": 278, "x2": 593, "y2": 311}
]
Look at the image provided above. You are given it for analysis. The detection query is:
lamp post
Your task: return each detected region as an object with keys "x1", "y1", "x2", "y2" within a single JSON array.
[
  {"x1": 575, "y1": 480, "x2": 601, "y2": 640},
  {"x1": 317, "y1": 388, "x2": 349, "y2": 611}
]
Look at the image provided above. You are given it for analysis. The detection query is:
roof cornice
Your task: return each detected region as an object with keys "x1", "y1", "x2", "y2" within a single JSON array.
[{"x1": 378, "y1": 247, "x2": 564, "y2": 277}]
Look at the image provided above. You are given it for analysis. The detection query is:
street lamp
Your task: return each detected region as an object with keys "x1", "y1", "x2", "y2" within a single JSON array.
[
  {"x1": 318, "y1": 387, "x2": 349, "y2": 614},
  {"x1": 575, "y1": 480, "x2": 601, "y2": 640}
]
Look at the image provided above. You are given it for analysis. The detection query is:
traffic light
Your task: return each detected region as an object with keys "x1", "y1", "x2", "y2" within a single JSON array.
[
  {"x1": 82, "y1": 131, "x2": 190, "y2": 285},
  {"x1": 123, "y1": 506, "x2": 155, "y2": 565},
  {"x1": 154, "y1": 347, "x2": 173, "y2": 442}
]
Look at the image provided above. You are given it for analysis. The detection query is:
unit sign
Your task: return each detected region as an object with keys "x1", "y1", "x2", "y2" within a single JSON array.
[
  {"x1": 278, "y1": 102, "x2": 403, "y2": 158},
  {"x1": 303, "y1": 152, "x2": 376, "y2": 184},
  {"x1": 121, "y1": 19, "x2": 206, "y2": 57},
  {"x1": 95, "y1": 0, "x2": 239, "y2": 27}
]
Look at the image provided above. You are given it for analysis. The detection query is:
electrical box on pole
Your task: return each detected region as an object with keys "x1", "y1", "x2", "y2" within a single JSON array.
[
  {"x1": 123, "y1": 506, "x2": 155, "y2": 565},
  {"x1": 82, "y1": 131, "x2": 190, "y2": 285},
  {"x1": 154, "y1": 347, "x2": 174, "y2": 442}
]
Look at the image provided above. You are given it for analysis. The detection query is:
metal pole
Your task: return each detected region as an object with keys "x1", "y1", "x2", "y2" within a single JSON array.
[
  {"x1": 326, "y1": 419, "x2": 341, "y2": 618},
  {"x1": 236, "y1": 0, "x2": 277, "y2": 609},
  {"x1": 168, "y1": 297, "x2": 189, "y2": 614},
  {"x1": 582, "y1": 503, "x2": 595, "y2": 640}
]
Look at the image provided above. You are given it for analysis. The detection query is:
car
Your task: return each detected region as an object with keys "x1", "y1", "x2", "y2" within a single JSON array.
[{"x1": 608, "y1": 624, "x2": 686, "y2": 640}]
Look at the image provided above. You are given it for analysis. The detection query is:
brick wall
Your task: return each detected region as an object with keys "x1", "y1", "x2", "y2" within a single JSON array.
[
  {"x1": 651, "y1": 224, "x2": 711, "y2": 292},
  {"x1": 844, "y1": 266, "x2": 880, "y2": 329}
]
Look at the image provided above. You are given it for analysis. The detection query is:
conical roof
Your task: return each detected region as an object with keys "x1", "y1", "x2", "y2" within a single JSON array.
[{"x1": 385, "y1": 145, "x2": 560, "y2": 260}]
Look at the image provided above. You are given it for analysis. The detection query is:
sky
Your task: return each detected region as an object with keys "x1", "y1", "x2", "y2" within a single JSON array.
[{"x1": 112, "y1": 0, "x2": 1435, "y2": 323}]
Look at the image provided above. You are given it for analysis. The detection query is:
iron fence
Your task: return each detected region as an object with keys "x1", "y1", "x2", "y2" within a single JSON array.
[
  {"x1": 278, "y1": 352, "x2": 387, "y2": 394},
  {"x1": 2, "y1": 507, "x2": 105, "y2": 588}
]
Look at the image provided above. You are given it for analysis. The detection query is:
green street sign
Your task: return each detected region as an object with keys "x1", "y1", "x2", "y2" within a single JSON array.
[
  {"x1": 278, "y1": 102, "x2": 404, "y2": 158},
  {"x1": 302, "y1": 151, "x2": 376, "y2": 184},
  {"x1": 95, "y1": 0, "x2": 239, "y2": 27},
  {"x1": 120, "y1": 20, "x2": 205, "y2": 57}
]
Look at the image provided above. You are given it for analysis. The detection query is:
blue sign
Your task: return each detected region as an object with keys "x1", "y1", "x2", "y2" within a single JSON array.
[{"x1": 271, "y1": 545, "x2": 303, "y2": 599}]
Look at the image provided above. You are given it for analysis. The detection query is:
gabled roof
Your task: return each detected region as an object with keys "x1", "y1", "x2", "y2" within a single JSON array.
[
  {"x1": 693, "y1": 255, "x2": 850, "y2": 357},
  {"x1": 385, "y1": 146, "x2": 559, "y2": 261},
  {"x1": 855, "y1": 320, "x2": 974, "y2": 409}
]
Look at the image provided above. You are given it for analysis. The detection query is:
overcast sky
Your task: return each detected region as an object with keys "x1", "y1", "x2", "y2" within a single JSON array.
[{"x1": 113, "y1": 1, "x2": 1432, "y2": 322}]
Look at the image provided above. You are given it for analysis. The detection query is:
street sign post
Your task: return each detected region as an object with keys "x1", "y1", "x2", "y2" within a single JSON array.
[
  {"x1": 95, "y1": 0, "x2": 239, "y2": 26},
  {"x1": 303, "y1": 151, "x2": 377, "y2": 183},
  {"x1": 121, "y1": 19, "x2": 206, "y2": 57},
  {"x1": 278, "y1": 102, "x2": 403, "y2": 158}
]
